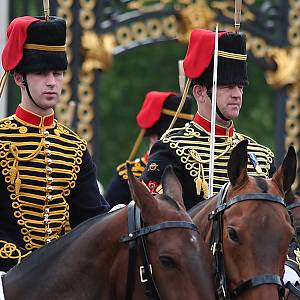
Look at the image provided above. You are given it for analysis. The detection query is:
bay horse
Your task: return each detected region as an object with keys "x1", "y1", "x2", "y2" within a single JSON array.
[
  {"x1": 189, "y1": 139, "x2": 296, "y2": 300},
  {"x1": 2, "y1": 165, "x2": 216, "y2": 300}
]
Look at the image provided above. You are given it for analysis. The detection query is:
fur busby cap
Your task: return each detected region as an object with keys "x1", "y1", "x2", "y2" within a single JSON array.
[
  {"x1": 2, "y1": 16, "x2": 67, "y2": 74},
  {"x1": 183, "y1": 29, "x2": 248, "y2": 88},
  {"x1": 136, "y1": 91, "x2": 193, "y2": 137}
]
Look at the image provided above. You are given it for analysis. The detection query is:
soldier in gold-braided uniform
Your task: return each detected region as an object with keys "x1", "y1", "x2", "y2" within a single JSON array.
[
  {"x1": 0, "y1": 15, "x2": 109, "y2": 271},
  {"x1": 105, "y1": 91, "x2": 193, "y2": 207},
  {"x1": 141, "y1": 29, "x2": 275, "y2": 210}
]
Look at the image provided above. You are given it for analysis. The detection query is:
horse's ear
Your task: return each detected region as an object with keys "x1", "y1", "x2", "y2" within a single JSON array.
[
  {"x1": 161, "y1": 165, "x2": 185, "y2": 208},
  {"x1": 272, "y1": 146, "x2": 297, "y2": 194},
  {"x1": 228, "y1": 140, "x2": 249, "y2": 187},
  {"x1": 126, "y1": 162, "x2": 157, "y2": 211}
]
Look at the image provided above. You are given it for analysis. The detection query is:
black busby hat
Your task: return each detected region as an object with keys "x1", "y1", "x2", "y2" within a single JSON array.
[
  {"x1": 16, "y1": 16, "x2": 67, "y2": 74},
  {"x1": 2, "y1": 16, "x2": 67, "y2": 74},
  {"x1": 196, "y1": 32, "x2": 248, "y2": 88},
  {"x1": 136, "y1": 92, "x2": 193, "y2": 138},
  {"x1": 146, "y1": 94, "x2": 193, "y2": 137},
  {"x1": 183, "y1": 30, "x2": 248, "y2": 88}
]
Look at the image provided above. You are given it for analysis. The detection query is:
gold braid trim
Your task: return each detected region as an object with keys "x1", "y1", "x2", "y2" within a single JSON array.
[
  {"x1": 218, "y1": 50, "x2": 247, "y2": 61},
  {"x1": 0, "y1": 240, "x2": 31, "y2": 263},
  {"x1": 162, "y1": 109, "x2": 193, "y2": 120},
  {"x1": 0, "y1": 118, "x2": 86, "y2": 251},
  {"x1": 117, "y1": 159, "x2": 146, "y2": 180},
  {"x1": 23, "y1": 43, "x2": 66, "y2": 52},
  {"x1": 162, "y1": 123, "x2": 274, "y2": 197}
]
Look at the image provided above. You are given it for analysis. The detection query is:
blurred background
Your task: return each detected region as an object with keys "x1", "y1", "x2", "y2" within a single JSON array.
[{"x1": 1, "y1": 0, "x2": 298, "y2": 192}]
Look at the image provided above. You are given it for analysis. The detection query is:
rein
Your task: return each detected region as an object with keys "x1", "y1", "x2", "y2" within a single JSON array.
[
  {"x1": 120, "y1": 201, "x2": 199, "y2": 300},
  {"x1": 209, "y1": 183, "x2": 287, "y2": 299}
]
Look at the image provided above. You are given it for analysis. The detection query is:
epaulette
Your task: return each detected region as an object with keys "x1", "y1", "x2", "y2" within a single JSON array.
[{"x1": 117, "y1": 158, "x2": 147, "y2": 180}]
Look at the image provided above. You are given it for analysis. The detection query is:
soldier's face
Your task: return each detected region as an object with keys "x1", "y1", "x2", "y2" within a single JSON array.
[
  {"x1": 216, "y1": 85, "x2": 243, "y2": 121},
  {"x1": 22, "y1": 71, "x2": 64, "y2": 113}
]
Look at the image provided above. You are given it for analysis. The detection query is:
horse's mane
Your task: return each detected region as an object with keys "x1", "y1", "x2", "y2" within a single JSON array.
[{"x1": 9, "y1": 209, "x2": 120, "y2": 274}]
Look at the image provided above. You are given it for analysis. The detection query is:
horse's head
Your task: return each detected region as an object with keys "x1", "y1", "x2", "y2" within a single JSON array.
[
  {"x1": 220, "y1": 139, "x2": 296, "y2": 299},
  {"x1": 127, "y1": 164, "x2": 216, "y2": 300}
]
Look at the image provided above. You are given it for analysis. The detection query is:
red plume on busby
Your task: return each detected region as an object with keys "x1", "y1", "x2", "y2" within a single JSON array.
[
  {"x1": 183, "y1": 29, "x2": 248, "y2": 87},
  {"x1": 2, "y1": 16, "x2": 67, "y2": 74},
  {"x1": 136, "y1": 91, "x2": 193, "y2": 137}
]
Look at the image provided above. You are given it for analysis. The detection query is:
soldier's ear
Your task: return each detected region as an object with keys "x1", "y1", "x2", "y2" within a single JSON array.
[
  {"x1": 193, "y1": 85, "x2": 207, "y2": 103},
  {"x1": 13, "y1": 72, "x2": 23, "y2": 87}
]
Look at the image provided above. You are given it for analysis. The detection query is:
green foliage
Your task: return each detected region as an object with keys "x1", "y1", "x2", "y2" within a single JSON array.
[{"x1": 100, "y1": 41, "x2": 275, "y2": 190}]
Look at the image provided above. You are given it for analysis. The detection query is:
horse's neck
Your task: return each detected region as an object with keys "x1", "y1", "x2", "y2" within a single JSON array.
[
  {"x1": 192, "y1": 197, "x2": 217, "y2": 242},
  {"x1": 5, "y1": 213, "x2": 119, "y2": 294}
]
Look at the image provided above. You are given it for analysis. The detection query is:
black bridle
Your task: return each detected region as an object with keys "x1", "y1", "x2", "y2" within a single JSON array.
[
  {"x1": 209, "y1": 183, "x2": 287, "y2": 299},
  {"x1": 120, "y1": 201, "x2": 199, "y2": 300}
]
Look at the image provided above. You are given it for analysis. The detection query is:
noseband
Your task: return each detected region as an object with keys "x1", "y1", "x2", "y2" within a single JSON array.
[
  {"x1": 209, "y1": 183, "x2": 287, "y2": 299},
  {"x1": 120, "y1": 201, "x2": 199, "y2": 300}
]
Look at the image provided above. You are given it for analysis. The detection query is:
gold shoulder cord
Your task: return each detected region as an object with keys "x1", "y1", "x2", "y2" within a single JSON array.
[{"x1": 189, "y1": 145, "x2": 231, "y2": 198}]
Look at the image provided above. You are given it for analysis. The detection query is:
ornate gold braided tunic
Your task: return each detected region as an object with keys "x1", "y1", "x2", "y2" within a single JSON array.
[
  {"x1": 105, "y1": 154, "x2": 148, "y2": 207},
  {"x1": 0, "y1": 106, "x2": 109, "y2": 271},
  {"x1": 141, "y1": 113, "x2": 275, "y2": 210}
]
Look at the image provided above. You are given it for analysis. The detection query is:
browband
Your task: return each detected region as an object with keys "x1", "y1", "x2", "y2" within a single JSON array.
[
  {"x1": 162, "y1": 108, "x2": 193, "y2": 120},
  {"x1": 23, "y1": 43, "x2": 66, "y2": 52}
]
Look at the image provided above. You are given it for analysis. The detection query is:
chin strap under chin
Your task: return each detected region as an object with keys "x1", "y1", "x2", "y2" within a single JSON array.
[
  {"x1": 207, "y1": 88, "x2": 230, "y2": 122},
  {"x1": 22, "y1": 75, "x2": 45, "y2": 110}
]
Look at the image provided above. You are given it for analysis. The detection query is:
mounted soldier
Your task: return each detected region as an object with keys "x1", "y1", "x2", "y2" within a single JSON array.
[
  {"x1": 0, "y1": 3, "x2": 109, "y2": 272},
  {"x1": 105, "y1": 91, "x2": 193, "y2": 207},
  {"x1": 141, "y1": 28, "x2": 275, "y2": 209}
]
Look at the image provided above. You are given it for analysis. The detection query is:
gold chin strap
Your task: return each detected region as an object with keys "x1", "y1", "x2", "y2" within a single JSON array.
[
  {"x1": 162, "y1": 108, "x2": 193, "y2": 121},
  {"x1": 218, "y1": 50, "x2": 247, "y2": 61},
  {"x1": 23, "y1": 44, "x2": 66, "y2": 52}
]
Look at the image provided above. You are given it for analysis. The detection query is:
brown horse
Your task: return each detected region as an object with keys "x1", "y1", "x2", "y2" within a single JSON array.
[
  {"x1": 2, "y1": 165, "x2": 216, "y2": 300},
  {"x1": 190, "y1": 139, "x2": 296, "y2": 300}
]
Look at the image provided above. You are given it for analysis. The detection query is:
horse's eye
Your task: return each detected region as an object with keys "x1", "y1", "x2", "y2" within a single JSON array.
[
  {"x1": 228, "y1": 227, "x2": 239, "y2": 243},
  {"x1": 159, "y1": 256, "x2": 176, "y2": 269}
]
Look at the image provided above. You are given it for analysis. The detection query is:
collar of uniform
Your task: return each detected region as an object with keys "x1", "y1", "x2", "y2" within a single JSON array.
[
  {"x1": 15, "y1": 105, "x2": 54, "y2": 127},
  {"x1": 193, "y1": 112, "x2": 234, "y2": 137}
]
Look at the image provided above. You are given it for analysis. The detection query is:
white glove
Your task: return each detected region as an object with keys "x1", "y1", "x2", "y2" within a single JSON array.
[{"x1": 284, "y1": 264, "x2": 300, "y2": 285}]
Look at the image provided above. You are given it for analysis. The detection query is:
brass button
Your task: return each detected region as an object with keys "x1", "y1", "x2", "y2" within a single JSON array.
[
  {"x1": 46, "y1": 186, "x2": 53, "y2": 192},
  {"x1": 46, "y1": 167, "x2": 53, "y2": 174},
  {"x1": 46, "y1": 158, "x2": 53, "y2": 165},
  {"x1": 46, "y1": 149, "x2": 52, "y2": 156},
  {"x1": 43, "y1": 130, "x2": 49, "y2": 137},
  {"x1": 44, "y1": 207, "x2": 50, "y2": 213},
  {"x1": 46, "y1": 195, "x2": 52, "y2": 201},
  {"x1": 47, "y1": 229, "x2": 52, "y2": 234},
  {"x1": 47, "y1": 177, "x2": 53, "y2": 184},
  {"x1": 46, "y1": 238, "x2": 51, "y2": 243}
]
